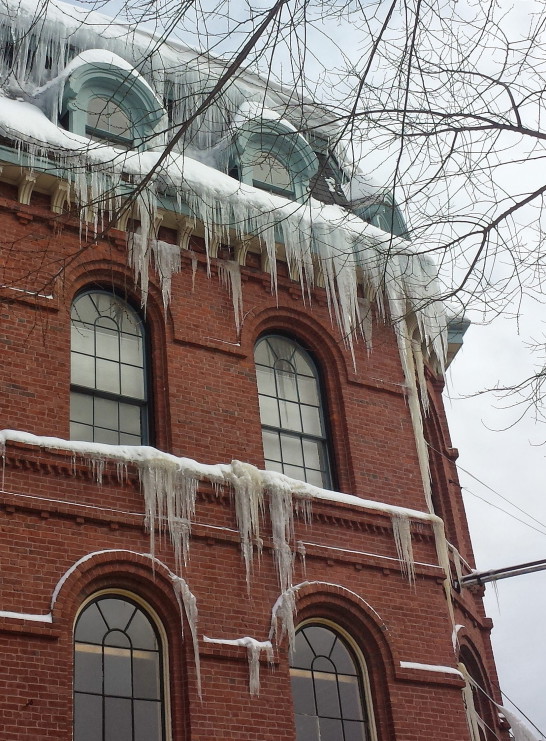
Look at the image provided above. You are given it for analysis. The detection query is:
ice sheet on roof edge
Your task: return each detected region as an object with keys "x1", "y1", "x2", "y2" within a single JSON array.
[
  {"x1": 0, "y1": 429, "x2": 450, "y2": 602},
  {"x1": 0, "y1": 0, "x2": 341, "y2": 150}
]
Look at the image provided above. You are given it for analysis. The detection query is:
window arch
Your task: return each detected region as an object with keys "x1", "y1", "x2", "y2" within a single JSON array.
[
  {"x1": 254, "y1": 334, "x2": 331, "y2": 488},
  {"x1": 74, "y1": 593, "x2": 166, "y2": 741},
  {"x1": 70, "y1": 290, "x2": 148, "y2": 445},
  {"x1": 61, "y1": 51, "x2": 166, "y2": 149},
  {"x1": 290, "y1": 622, "x2": 375, "y2": 741},
  {"x1": 231, "y1": 113, "x2": 318, "y2": 201}
]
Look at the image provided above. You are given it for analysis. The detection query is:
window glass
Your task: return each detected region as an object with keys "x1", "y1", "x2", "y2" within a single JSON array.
[
  {"x1": 290, "y1": 624, "x2": 372, "y2": 741},
  {"x1": 70, "y1": 291, "x2": 147, "y2": 445},
  {"x1": 252, "y1": 152, "x2": 293, "y2": 195},
  {"x1": 254, "y1": 335, "x2": 331, "y2": 487},
  {"x1": 87, "y1": 96, "x2": 132, "y2": 141},
  {"x1": 74, "y1": 595, "x2": 165, "y2": 741}
]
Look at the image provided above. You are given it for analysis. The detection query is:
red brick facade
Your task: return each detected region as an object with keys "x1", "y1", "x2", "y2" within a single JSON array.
[{"x1": 0, "y1": 189, "x2": 505, "y2": 740}]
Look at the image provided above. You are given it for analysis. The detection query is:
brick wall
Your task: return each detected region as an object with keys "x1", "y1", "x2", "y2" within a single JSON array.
[{"x1": 0, "y1": 189, "x2": 506, "y2": 740}]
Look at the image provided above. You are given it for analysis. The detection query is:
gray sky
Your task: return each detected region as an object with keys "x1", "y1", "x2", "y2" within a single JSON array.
[{"x1": 446, "y1": 303, "x2": 546, "y2": 735}]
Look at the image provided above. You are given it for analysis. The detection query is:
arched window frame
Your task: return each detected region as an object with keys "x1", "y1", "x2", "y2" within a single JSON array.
[
  {"x1": 231, "y1": 118, "x2": 319, "y2": 201},
  {"x1": 73, "y1": 589, "x2": 171, "y2": 741},
  {"x1": 254, "y1": 333, "x2": 332, "y2": 488},
  {"x1": 70, "y1": 289, "x2": 150, "y2": 445},
  {"x1": 290, "y1": 618, "x2": 378, "y2": 741},
  {"x1": 61, "y1": 56, "x2": 166, "y2": 149}
]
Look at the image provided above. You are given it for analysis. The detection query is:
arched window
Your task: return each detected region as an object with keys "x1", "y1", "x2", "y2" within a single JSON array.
[
  {"x1": 74, "y1": 594, "x2": 166, "y2": 741},
  {"x1": 231, "y1": 112, "x2": 318, "y2": 201},
  {"x1": 70, "y1": 291, "x2": 148, "y2": 445},
  {"x1": 254, "y1": 335, "x2": 331, "y2": 488},
  {"x1": 61, "y1": 51, "x2": 166, "y2": 150},
  {"x1": 290, "y1": 623, "x2": 374, "y2": 741}
]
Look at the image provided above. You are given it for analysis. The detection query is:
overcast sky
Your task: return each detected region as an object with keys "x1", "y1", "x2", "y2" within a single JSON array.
[{"x1": 446, "y1": 300, "x2": 546, "y2": 736}]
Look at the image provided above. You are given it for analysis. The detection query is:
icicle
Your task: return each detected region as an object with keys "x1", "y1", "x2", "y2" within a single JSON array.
[
  {"x1": 269, "y1": 587, "x2": 297, "y2": 655},
  {"x1": 459, "y1": 663, "x2": 483, "y2": 741},
  {"x1": 88, "y1": 456, "x2": 105, "y2": 485},
  {"x1": 396, "y1": 327, "x2": 434, "y2": 512},
  {"x1": 115, "y1": 461, "x2": 128, "y2": 484},
  {"x1": 151, "y1": 239, "x2": 182, "y2": 310},
  {"x1": 246, "y1": 639, "x2": 273, "y2": 696},
  {"x1": 225, "y1": 460, "x2": 265, "y2": 591},
  {"x1": 496, "y1": 706, "x2": 543, "y2": 741},
  {"x1": 268, "y1": 486, "x2": 296, "y2": 593},
  {"x1": 391, "y1": 514, "x2": 415, "y2": 585},
  {"x1": 190, "y1": 251, "x2": 198, "y2": 291},
  {"x1": 296, "y1": 541, "x2": 307, "y2": 575},
  {"x1": 203, "y1": 636, "x2": 273, "y2": 696},
  {"x1": 138, "y1": 460, "x2": 198, "y2": 573},
  {"x1": 217, "y1": 259, "x2": 243, "y2": 334},
  {"x1": 171, "y1": 575, "x2": 201, "y2": 699}
]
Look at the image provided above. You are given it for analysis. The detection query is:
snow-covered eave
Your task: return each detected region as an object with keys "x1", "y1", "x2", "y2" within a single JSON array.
[
  {"x1": 0, "y1": 0, "x2": 342, "y2": 137},
  {"x1": 0, "y1": 429, "x2": 441, "y2": 527}
]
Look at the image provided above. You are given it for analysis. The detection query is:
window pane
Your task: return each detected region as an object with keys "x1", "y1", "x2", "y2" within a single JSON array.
[
  {"x1": 119, "y1": 403, "x2": 142, "y2": 435},
  {"x1": 295, "y1": 714, "x2": 320, "y2": 741},
  {"x1": 344, "y1": 720, "x2": 369, "y2": 741},
  {"x1": 256, "y1": 366, "x2": 276, "y2": 396},
  {"x1": 70, "y1": 422, "x2": 94, "y2": 442},
  {"x1": 121, "y1": 334, "x2": 144, "y2": 367},
  {"x1": 71, "y1": 324, "x2": 94, "y2": 355},
  {"x1": 133, "y1": 652, "x2": 161, "y2": 699},
  {"x1": 94, "y1": 427, "x2": 120, "y2": 445},
  {"x1": 305, "y1": 468, "x2": 327, "y2": 488},
  {"x1": 291, "y1": 671, "x2": 316, "y2": 715},
  {"x1": 339, "y1": 677, "x2": 364, "y2": 720},
  {"x1": 99, "y1": 598, "x2": 135, "y2": 630},
  {"x1": 302, "y1": 438, "x2": 321, "y2": 470},
  {"x1": 283, "y1": 464, "x2": 306, "y2": 481},
  {"x1": 95, "y1": 325, "x2": 120, "y2": 361},
  {"x1": 74, "y1": 646, "x2": 102, "y2": 693},
  {"x1": 134, "y1": 700, "x2": 162, "y2": 741},
  {"x1": 105, "y1": 697, "x2": 132, "y2": 741},
  {"x1": 74, "y1": 693, "x2": 102, "y2": 741},
  {"x1": 275, "y1": 369, "x2": 299, "y2": 401},
  {"x1": 72, "y1": 353, "x2": 95, "y2": 388},
  {"x1": 104, "y1": 649, "x2": 132, "y2": 697},
  {"x1": 94, "y1": 397, "x2": 119, "y2": 433},
  {"x1": 330, "y1": 638, "x2": 358, "y2": 675},
  {"x1": 121, "y1": 364, "x2": 145, "y2": 399},
  {"x1": 71, "y1": 393, "x2": 93, "y2": 425},
  {"x1": 259, "y1": 394, "x2": 280, "y2": 427},
  {"x1": 76, "y1": 602, "x2": 107, "y2": 643},
  {"x1": 304, "y1": 626, "x2": 336, "y2": 657},
  {"x1": 279, "y1": 400, "x2": 302, "y2": 431},
  {"x1": 281, "y1": 435, "x2": 304, "y2": 466},
  {"x1": 319, "y1": 717, "x2": 344, "y2": 741},
  {"x1": 298, "y1": 376, "x2": 319, "y2": 405},
  {"x1": 314, "y1": 673, "x2": 341, "y2": 717},
  {"x1": 301, "y1": 405, "x2": 321, "y2": 435},
  {"x1": 262, "y1": 429, "x2": 281, "y2": 462},
  {"x1": 96, "y1": 358, "x2": 121, "y2": 394},
  {"x1": 253, "y1": 153, "x2": 292, "y2": 189}
]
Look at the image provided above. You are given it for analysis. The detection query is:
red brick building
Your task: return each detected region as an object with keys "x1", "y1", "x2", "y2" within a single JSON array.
[{"x1": 0, "y1": 1, "x2": 508, "y2": 739}]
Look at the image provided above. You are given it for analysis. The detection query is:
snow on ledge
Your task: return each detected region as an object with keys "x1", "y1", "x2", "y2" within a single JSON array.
[
  {"x1": 0, "y1": 429, "x2": 439, "y2": 525},
  {"x1": 0, "y1": 610, "x2": 52, "y2": 623},
  {"x1": 400, "y1": 661, "x2": 463, "y2": 678}
]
